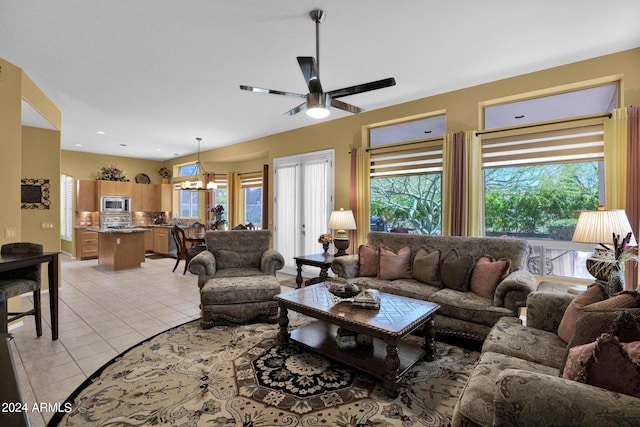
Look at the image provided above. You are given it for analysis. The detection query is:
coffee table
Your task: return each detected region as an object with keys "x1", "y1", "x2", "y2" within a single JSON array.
[{"x1": 275, "y1": 282, "x2": 440, "y2": 397}]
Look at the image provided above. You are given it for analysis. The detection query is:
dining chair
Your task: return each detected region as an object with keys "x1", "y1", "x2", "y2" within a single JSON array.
[
  {"x1": 0, "y1": 243, "x2": 43, "y2": 337},
  {"x1": 188, "y1": 222, "x2": 205, "y2": 238},
  {"x1": 171, "y1": 226, "x2": 206, "y2": 275}
]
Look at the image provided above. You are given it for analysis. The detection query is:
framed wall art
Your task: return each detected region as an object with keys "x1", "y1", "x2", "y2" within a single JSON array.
[{"x1": 21, "y1": 178, "x2": 51, "y2": 209}]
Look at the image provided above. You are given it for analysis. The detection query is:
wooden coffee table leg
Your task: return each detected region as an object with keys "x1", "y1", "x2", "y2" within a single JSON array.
[
  {"x1": 383, "y1": 341, "x2": 401, "y2": 398},
  {"x1": 295, "y1": 261, "x2": 303, "y2": 288},
  {"x1": 277, "y1": 303, "x2": 290, "y2": 345},
  {"x1": 422, "y1": 317, "x2": 436, "y2": 361}
]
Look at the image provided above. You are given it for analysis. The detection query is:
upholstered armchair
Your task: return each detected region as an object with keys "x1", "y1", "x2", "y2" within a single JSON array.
[
  {"x1": 188, "y1": 230, "x2": 284, "y2": 286},
  {"x1": 187, "y1": 230, "x2": 285, "y2": 328}
]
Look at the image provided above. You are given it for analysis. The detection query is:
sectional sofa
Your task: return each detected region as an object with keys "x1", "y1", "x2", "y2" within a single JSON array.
[{"x1": 330, "y1": 232, "x2": 537, "y2": 341}]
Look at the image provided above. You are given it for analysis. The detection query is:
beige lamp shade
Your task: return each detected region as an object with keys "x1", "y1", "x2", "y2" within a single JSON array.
[
  {"x1": 572, "y1": 209, "x2": 637, "y2": 246},
  {"x1": 328, "y1": 209, "x2": 357, "y2": 238}
]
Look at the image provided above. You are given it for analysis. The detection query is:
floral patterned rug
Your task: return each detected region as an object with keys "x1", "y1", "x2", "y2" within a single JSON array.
[{"x1": 48, "y1": 314, "x2": 479, "y2": 426}]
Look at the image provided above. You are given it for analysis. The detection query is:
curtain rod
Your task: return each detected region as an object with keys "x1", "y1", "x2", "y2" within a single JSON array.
[
  {"x1": 475, "y1": 112, "x2": 612, "y2": 137},
  {"x1": 239, "y1": 171, "x2": 262, "y2": 176}
]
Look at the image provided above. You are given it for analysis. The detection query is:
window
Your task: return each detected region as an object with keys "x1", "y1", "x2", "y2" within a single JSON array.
[
  {"x1": 176, "y1": 164, "x2": 199, "y2": 218},
  {"x1": 60, "y1": 174, "x2": 73, "y2": 241},
  {"x1": 241, "y1": 172, "x2": 262, "y2": 226},
  {"x1": 482, "y1": 124, "x2": 605, "y2": 280},
  {"x1": 209, "y1": 174, "x2": 228, "y2": 220},
  {"x1": 369, "y1": 116, "x2": 445, "y2": 235}
]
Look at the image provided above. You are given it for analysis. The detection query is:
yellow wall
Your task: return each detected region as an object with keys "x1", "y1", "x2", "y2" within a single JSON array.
[{"x1": 0, "y1": 59, "x2": 61, "y2": 319}]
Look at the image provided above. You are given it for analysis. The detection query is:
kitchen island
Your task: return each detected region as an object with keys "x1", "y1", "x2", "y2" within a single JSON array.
[{"x1": 96, "y1": 228, "x2": 150, "y2": 270}]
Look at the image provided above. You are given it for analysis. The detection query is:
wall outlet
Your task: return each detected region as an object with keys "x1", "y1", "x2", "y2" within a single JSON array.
[
  {"x1": 41, "y1": 222, "x2": 55, "y2": 230},
  {"x1": 5, "y1": 227, "x2": 17, "y2": 238}
]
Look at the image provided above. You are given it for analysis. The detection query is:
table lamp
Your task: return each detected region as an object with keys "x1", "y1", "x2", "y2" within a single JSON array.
[
  {"x1": 328, "y1": 208, "x2": 357, "y2": 256},
  {"x1": 571, "y1": 208, "x2": 637, "y2": 295}
]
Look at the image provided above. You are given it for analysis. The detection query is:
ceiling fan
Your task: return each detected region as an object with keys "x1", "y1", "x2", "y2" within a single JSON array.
[{"x1": 240, "y1": 9, "x2": 396, "y2": 119}]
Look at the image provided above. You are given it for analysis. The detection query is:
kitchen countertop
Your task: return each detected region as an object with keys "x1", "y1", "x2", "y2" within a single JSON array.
[{"x1": 91, "y1": 227, "x2": 151, "y2": 234}]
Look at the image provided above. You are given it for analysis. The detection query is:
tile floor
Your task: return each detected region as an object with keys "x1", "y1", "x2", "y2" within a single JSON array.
[{"x1": 7, "y1": 253, "x2": 294, "y2": 426}]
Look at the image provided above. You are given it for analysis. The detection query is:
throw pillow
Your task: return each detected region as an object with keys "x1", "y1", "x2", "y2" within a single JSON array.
[
  {"x1": 378, "y1": 246, "x2": 412, "y2": 280},
  {"x1": 562, "y1": 334, "x2": 640, "y2": 398},
  {"x1": 585, "y1": 291, "x2": 640, "y2": 312},
  {"x1": 358, "y1": 245, "x2": 378, "y2": 277},
  {"x1": 439, "y1": 248, "x2": 475, "y2": 292},
  {"x1": 412, "y1": 247, "x2": 441, "y2": 286},
  {"x1": 557, "y1": 285, "x2": 608, "y2": 342},
  {"x1": 469, "y1": 255, "x2": 511, "y2": 299}
]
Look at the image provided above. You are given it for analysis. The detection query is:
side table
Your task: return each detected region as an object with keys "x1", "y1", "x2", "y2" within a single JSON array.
[{"x1": 293, "y1": 253, "x2": 334, "y2": 288}]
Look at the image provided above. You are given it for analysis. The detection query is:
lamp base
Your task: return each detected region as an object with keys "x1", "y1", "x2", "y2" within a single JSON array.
[{"x1": 334, "y1": 238, "x2": 350, "y2": 257}]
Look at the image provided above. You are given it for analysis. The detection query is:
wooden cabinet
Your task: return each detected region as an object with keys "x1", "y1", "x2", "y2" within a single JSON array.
[
  {"x1": 132, "y1": 184, "x2": 157, "y2": 212},
  {"x1": 143, "y1": 227, "x2": 154, "y2": 252},
  {"x1": 96, "y1": 180, "x2": 133, "y2": 198},
  {"x1": 153, "y1": 227, "x2": 170, "y2": 255},
  {"x1": 75, "y1": 229, "x2": 99, "y2": 260},
  {"x1": 76, "y1": 180, "x2": 97, "y2": 212},
  {"x1": 155, "y1": 184, "x2": 172, "y2": 212}
]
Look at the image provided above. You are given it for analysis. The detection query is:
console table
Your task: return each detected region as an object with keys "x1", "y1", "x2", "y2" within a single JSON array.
[
  {"x1": 293, "y1": 253, "x2": 334, "y2": 288},
  {"x1": 0, "y1": 251, "x2": 60, "y2": 340}
]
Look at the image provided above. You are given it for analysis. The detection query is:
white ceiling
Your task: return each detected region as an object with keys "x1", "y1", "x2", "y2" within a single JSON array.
[{"x1": 2, "y1": 1, "x2": 639, "y2": 161}]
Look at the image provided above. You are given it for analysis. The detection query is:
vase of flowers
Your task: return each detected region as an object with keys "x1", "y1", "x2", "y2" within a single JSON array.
[
  {"x1": 159, "y1": 167, "x2": 171, "y2": 184},
  {"x1": 318, "y1": 233, "x2": 333, "y2": 254},
  {"x1": 211, "y1": 204, "x2": 227, "y2": 230}
]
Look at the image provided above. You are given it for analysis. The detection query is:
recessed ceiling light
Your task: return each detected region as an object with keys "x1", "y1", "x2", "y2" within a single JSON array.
[
  {"x1": 96, "y1": 131, "x2": 106, "y2": 135},
  {"x1": 514, "y1": 115, "x2": 525, "y2": 119},
  {"x1": 120, "y1": 144, "x2": 127, "y2": 146},
  {"x1": 74, "y1": 143, "x2": 83, "y2": 147},
  {"x1": 156, "y1": 148, "x2": 163, "y2": 151},
  {"x1": 424, "y1": 130, "x2": 432, "y2": 134}
]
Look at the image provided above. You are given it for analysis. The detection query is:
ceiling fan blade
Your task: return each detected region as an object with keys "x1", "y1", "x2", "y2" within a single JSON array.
[
  {"x1": 328, "y1": 77, "x2": 397, "y2": 99},
  {"x1": 331, "y1": 98, "x2": 363, "y2": 114},
  {"x1": 239, "y1": 85, "x2": 306, "y2": 98},
  {"x1": 284, "y1": 102, "x2": 307, "y2": 116},
  {"x1": 297, "y1": 57, "x2": 323, "y2": 93}
]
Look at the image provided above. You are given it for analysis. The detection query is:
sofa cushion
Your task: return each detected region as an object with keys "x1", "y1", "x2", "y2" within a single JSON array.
[
  {"x1": 439, "y1": 249, "x2": 474, "y2": 291},
  {"x1": 562, "y1": 334, "x2": 640, "y2": 398},
  {"x1": 378, "y1": 246, "x2": 412, "y2": 280},
  {"x1": 430, "y1": 288, "x2": 512, "y2": 327},
  {"x1": 379, "y1": 278, "x2": 440, "y2": 300},
  {"x1": 201, "y1": 275, "x2": 281, "y2": 305},
  {"x1": 470, "y1": 255, "x2": 511, "y2": 299},
  {"x1": 482, "y1": 316, "x2": 568, "y2": 369},
  {"x1": 358, "y1": 245, "x2": 378, "y2": 277},
  {"x1": 453, "y1": 351, "x2": 558, "y2": 427},
  {"x1": 557, "y1": 284, "x2": 608, "y2": 342},
  {"x1": 411, "y1": 247, "x2": 441, "y2": 286},
  {"x1": 214, "y1": 249, "x2": 262, "y2": 270}
]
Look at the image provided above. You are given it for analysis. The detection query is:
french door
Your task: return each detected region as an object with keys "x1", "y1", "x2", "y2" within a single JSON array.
[{"x1": 274, "y1": 149, "x2": 334, "y2": 274}]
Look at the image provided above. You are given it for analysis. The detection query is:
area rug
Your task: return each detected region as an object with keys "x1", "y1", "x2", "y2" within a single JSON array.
[{"x1": 48, "y1": 314, "x2": 479, "y2": 426}]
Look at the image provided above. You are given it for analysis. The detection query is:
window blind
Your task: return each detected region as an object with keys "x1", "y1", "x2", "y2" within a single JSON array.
[
  {"x1": 481, "y1": 124, "x2": 604, "y2": 169},
  {"x1": 369, "y1": 139, "x2": 444, "y2": 177},
  {"x1": 240, "y1": 172, "x2": 262, "y2": 188},
  {"x1": 61, "y1": 174, "x2": 73, "y2": 241}
]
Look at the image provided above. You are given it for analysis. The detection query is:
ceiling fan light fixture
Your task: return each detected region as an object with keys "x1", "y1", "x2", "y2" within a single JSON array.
[{"x1": 306, "y1": 92, "x2": 331, "y2": 119}]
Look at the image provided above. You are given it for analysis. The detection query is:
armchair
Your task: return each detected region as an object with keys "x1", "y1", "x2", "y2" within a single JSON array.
[{"x1": 188, "y1": 230, "x2": 285, "y2": 328}]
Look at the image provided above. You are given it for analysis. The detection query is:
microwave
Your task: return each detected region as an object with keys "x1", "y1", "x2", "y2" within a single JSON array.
[{"x1": 100, "y1": 196, "x2": 131, "y2": 213}]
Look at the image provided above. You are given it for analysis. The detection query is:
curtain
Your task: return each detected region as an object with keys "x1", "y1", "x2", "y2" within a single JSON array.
[
  {"x1": 350, "y1": 147, "x2": 370, "y2": 250},
  {"x1": 466, "y1": 131, "x2": 483, "y2": 236},
  {"x1": 442, "y1": 132, "x2": 467, "y2": 236},
  {"x1": 604, "y1": 108, "x2": 628, "y2": 209},
  {"x1": 626, "y1": 106, "x2": 640, "y2": 289},
  {"x1": 226, "y1": 172, "x2": 242, "y2": 227}
]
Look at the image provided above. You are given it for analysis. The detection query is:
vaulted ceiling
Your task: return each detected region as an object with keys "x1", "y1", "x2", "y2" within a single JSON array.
[{"x1": 2, "y1": 1, "x2": 639, "y2": 160}]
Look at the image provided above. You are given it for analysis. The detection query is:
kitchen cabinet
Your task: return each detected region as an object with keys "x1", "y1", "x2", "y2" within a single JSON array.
[
  {"x1": 144, "y1": 227, "x2": 154, "y2": 252},
  {"x1": 153, "y1": 227, "x2": 170, "y2": 255},
  {"x1": 96, "y1": 180, "x2": 133, "y2": 198},
  {"x1": 75, "y1": 229, "x2": 99, "y2": 259},
  {"x1": 155, "y1": 184, "x2": 172, "y2": 212},
  {"x1": 132, "y1": 184, "x2": 157, "y2": 212},
  {"x1": 76, "y1": 180, "x2": 97, "y2": 212}
]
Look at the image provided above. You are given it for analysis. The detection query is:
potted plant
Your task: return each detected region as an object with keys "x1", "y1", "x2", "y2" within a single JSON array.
[
  {"x1": 590, "y1": 232, "x2": 639, "y2": 295},
  {"x1": 159, "y1": 167, "x2": 171, "y2": 184}
]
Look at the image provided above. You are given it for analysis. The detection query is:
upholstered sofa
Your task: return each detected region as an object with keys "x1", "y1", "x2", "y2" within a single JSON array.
[
  {"x1": 453, "y1": 289, "x2": 640, "y2": 426},
  {"x1": 331, "y1": 232, "x2": 537, "y2": 341},
  {"x1": 188, "y1": 230, "x2": 285, "y2": 327}
]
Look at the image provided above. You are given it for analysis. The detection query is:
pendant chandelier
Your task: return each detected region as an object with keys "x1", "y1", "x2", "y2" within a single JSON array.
[{"x1": 179, "y1": 137, "x2": 216, "y2": 192}]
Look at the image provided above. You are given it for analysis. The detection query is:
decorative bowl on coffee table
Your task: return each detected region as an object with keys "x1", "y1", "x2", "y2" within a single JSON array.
[{"x1": 326, "y1": 282, "x2": 361, "y2": 300}]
